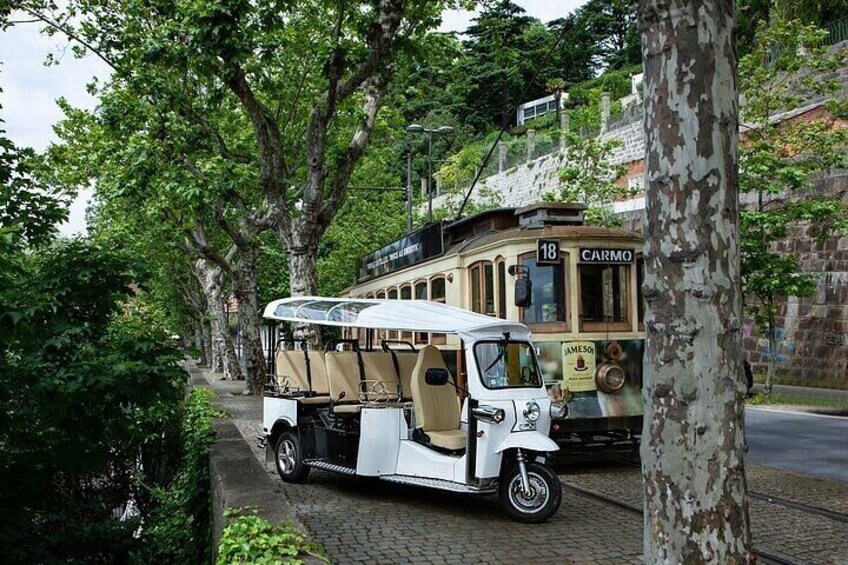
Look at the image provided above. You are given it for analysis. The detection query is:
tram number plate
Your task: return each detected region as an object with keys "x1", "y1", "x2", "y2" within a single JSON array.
[{"x1": 537, "y1": 239, "x2": 560, "y2": 265}]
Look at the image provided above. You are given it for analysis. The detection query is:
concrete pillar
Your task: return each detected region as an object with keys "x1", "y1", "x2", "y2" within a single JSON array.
[
  {"x1": 498, "y1": 142, "x2": 508, "y2": 172},
  {"x1": 433, "y1": 173, "x2": 442, "y2": 196},
  {"x1": 526, "y1": 129, "x2": 536, "y2": 162},
  {"x1": 420, "y1": 178, "x2": 428, "y2": 199},
  {"x1": 600, "y1": 92, "x2": 611, "y2": 135}
]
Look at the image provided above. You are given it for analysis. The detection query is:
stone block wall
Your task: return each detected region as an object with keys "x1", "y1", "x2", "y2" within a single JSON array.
[
  {"x1": 742, "y1": 173, "x2": 848, "y2": 388},
  {"x1": 429, "y1": 119, "x2": 644, "y2": 212}
]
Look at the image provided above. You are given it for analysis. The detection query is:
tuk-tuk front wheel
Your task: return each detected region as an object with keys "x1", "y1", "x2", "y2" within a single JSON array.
[
  {"x1": 499, "y1": 461, "x2": 562, "y2": 523},
  {"x1": 274, "y1": 431, "x2": 310, "y2": 483}
]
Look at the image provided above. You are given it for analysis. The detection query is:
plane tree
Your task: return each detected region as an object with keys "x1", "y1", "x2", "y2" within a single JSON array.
[
  {"x1": 18, "y1": 0, "x2": 466, "y2": 393},
  {"x1": 638, "y1": 0, "x2": 752, "y2": 560}
]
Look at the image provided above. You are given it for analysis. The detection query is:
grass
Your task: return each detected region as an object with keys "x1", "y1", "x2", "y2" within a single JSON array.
[{"x1": 748, "y1": 391, "x2": 848, "y2": 414}]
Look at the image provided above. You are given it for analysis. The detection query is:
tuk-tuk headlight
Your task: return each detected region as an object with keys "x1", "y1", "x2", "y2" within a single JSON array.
[
  {"x1": 523, "y1": 400, "x2": 540, "y2": 423},
  {"x1": 549, "y1": 402, "x2": 568, "y2": 420},
  {"x1": 472, "y1": 405, "x2": 505, "y2": 424}
]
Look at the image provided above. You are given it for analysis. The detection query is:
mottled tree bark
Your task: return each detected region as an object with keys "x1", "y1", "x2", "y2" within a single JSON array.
[
  {"x1": 230, "y1": 244, "x2": 266, "y2": 395},
  {"x1": 194, "y1": 259, "x2": 242, "y2": 380},
  {"x1": 638, "y1": 0, "x2": 753, "y2": 562}
]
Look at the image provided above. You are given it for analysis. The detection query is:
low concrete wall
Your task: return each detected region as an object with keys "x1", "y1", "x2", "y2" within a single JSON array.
[{"x1": 209, "y1": 419, "x2": 295, "y2": 560}]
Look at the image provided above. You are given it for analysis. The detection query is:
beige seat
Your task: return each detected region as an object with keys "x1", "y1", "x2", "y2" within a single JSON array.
[
  {"x1": 392, "y1": 351, "x2": 419, "y2": 401},
  {"x1": 275, "y1": 350, "x2": 309, "y2": 391},
  {"x1": 325, "y1": 351, "x2": 363, "y2": 414},
  {"x1": 274, "y1": 349, "x2": 330, "y2": 404},
  {"x1": 360, "y1": 352, "x2": 402, "y2": 401},
  {"x1": 410, "y1": 345, "x2": 466, "y2": 451}
]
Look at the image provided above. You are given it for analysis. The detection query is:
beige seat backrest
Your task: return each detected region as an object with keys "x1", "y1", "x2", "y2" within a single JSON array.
[
  {"x1": 325, "y1": 351, "x2": 362, "y2": 402},
  {"x1": 410, "y1": 345, "x2": 460, "y2": 432},
  {"x1": 306, "y1": 351, "x2": 329, "y2": 395},
  {"x1": 361, "y1": 352, "x2": 400, "y2": 389},
  {"x1": 275, "y1": 350, "x2": 309, "y2": 391},
  {"x1": 393, "y1": 351, "x2": 419, "y2": 400}
]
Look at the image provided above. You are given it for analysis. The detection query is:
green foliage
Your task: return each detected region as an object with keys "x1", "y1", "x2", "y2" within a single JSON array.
[
  {"x1": 545, "y1": 134, "x2": 630, "y2": 228},
  {"x1": 134, "y1": 387, "x2": 225, "y2": 564},
  {"x1": 217, "y1": 510, "x2": 328, "y2": 565},
  {"x1": 738, "y1": 19, "x2": 848, "y2": 351},
  {"x1": 0, "y1": 238, "x2": 190, "y2": 563},
  {"x1": 0, "y1": 84, "x2": 68, "y2": 246}
]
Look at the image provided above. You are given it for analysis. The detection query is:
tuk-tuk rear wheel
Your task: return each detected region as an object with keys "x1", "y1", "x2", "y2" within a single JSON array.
[
  {"x1": 499, "y1": 461, "x2": 562, "y2": 523},
  {"x1": 274, "y1": 431, "x2": 310, "y2": 483}
]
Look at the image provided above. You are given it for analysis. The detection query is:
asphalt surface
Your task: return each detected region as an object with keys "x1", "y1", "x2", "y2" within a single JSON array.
[{"x1": 746, "y1": 407, "x2": 848, "y2": 483}]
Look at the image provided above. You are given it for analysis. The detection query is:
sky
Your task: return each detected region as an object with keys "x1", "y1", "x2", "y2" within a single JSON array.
[{"x1": 0, "y1": 1, "x2": 586, "y2": 236}]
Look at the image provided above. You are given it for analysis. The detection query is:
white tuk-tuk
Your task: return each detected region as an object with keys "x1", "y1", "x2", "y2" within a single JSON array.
[{"x1": 259, "y1": 297, "x2": 564, "y2": 523}]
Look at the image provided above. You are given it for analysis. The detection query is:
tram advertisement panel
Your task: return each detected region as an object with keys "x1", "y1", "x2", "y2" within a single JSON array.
[
  {"x1": 358, "y1": 223, "x2": 443, "y2": 282},
  {"x1": 536, "y1": 339, "x2": 644, "y2": 418}
]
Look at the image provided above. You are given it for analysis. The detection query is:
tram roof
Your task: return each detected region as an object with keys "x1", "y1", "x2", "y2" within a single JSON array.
[{"x1": 263, "y1": 297, "x2": 531, "y2": 340}]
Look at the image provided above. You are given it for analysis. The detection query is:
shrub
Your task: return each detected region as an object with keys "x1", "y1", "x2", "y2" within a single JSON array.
[{"x1": 217, "y1": 510, "x2": 328, "y2": 565}]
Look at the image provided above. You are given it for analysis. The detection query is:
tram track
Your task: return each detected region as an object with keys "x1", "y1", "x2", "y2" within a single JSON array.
[
  {"x1": 613, "y1": 458, "x2": 848, "y2": 525},
  {"x1": 560, "y1": 482, "x2": 799, "y2": 565}
]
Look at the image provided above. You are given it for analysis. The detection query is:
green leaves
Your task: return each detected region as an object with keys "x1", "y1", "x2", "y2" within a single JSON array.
[
  {"x1": 547, "y1": 134, "x2": 631, "y2": 228},
  {"x1": 216, "y1": 511, "x2": 328, "y2": 565},
  {"x1": 738, "y1": 17, "x2": 848, "y2": 347}
]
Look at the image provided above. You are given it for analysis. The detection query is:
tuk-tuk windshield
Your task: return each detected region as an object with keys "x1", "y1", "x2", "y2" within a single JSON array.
[{"x1": 474, "y1": 341, "x2": 543, "y2": 390}]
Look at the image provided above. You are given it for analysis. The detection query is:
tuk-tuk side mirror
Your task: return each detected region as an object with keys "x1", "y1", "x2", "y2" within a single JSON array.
[
  {"x1": 514, "y1": 278, "x2": 532, "y2": 308},
  {"x1": 425, "y1": 368, "x2": 450, "y2": 386}
]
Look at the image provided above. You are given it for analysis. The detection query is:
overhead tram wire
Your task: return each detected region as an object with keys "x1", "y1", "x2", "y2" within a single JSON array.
[{"x1": 454, "y1": 19, "x2": 573, "y2": 221}]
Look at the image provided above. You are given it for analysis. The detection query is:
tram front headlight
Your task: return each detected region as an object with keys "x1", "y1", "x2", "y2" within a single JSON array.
[{"x1": 523, "y1": 400, "x2": 540, "y2": 423}]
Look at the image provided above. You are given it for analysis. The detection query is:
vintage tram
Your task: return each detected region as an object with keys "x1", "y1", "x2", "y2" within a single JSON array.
[{"x1": 341, "y1": 202, "x2": 645, "y2": 458}]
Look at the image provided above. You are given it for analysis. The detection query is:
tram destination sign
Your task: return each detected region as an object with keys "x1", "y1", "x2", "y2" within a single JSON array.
[
  {"x1": 579, "y1": 248, "x2": 634, "y2": 264},
  {"x1": 358, "y1": 223, "x2": 444, "y2": 282}
]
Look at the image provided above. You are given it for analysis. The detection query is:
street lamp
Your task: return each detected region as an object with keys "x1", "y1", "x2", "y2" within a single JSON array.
[{"x1": 406, "y1": 123, "x2": 454, "y2": 224}]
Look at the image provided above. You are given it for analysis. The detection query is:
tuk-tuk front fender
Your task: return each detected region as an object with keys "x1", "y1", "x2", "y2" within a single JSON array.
[{"x1": 494, "y1": 431, "x2": 559, "y2": 454}]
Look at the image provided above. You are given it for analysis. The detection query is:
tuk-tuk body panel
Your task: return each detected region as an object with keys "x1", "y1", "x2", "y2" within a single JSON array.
[{"x1": 356, "y1": 407, "x2": 406, "y2": 476}]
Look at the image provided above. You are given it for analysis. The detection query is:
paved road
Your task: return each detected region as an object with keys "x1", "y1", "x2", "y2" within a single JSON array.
[{"x1": 746, "y1": 407, "x2": 848, "y2": 483}]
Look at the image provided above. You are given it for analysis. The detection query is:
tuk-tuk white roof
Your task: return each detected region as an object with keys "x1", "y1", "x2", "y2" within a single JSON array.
[{"x1": 263, "y1": 297, "x2": 531, "y2": 340}]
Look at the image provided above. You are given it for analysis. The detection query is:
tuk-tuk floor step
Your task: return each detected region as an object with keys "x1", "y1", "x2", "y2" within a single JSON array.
[{"x1": 381, "y1": 474, "x2": 497, "y2": 494}]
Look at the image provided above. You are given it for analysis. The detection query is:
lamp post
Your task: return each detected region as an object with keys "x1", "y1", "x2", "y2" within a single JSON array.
[{"x1": 406, "y1": 123, "x2": 454, "y2": 224}]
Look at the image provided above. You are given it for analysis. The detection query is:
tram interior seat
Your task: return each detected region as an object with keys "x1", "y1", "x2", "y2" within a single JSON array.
[
  {"x1": 274, "y1": 350, "x2": 330, "y2": 405},
  {"x1": 410, "y1": 345, "x2": 466, "y2": 452}
]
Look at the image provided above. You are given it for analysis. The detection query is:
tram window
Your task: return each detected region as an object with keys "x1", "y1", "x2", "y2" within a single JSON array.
[
  {"x1": 400, "y1": 285, "x2": 412, "y2": 340},
  {"x1": 637, "y1": 257, "x2": 645, "y2": 330},
  {"x1": 430, "y1": 275, "x2": 447, "y2": 345},
  {"x1": 470, "y1": 265, "x2": 482, "y2": 313},
  {"x1": 387, "y1": 288, "x2": 398, "y2": 339},
  {"x1": 375, "y1": 291, "x2": 386, "y2": 339},
  {"x1": 484, "y1": 263, "x2": 495, "y2": 316},
  {"x1": 470, "y1": 261, "x2": 496, "y2": 317},
  {"x1": 414, "y1": 281, "x2": 429, "y2": 344},
  {"x1": 579, "y1": 264, "x2": 630, "y2": 330},
  {"x1": 496, "y1": 260, "x2": 506, "y2": 319},
  {"x1": 520, "y1": 254, "x2": 567, "y2": 328},
  {"x1": 414, "y1": 281, "x2": 427, "y2": 300}
]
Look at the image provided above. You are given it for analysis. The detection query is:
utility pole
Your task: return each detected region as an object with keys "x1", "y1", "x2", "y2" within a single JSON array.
[{"x1": 406, "y1": 150, "x2": 413, "y2": 233}]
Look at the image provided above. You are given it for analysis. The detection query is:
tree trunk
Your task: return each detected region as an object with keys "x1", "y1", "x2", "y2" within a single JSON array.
[
  {"x1": 194, "y1": 316, "x2": 209, "y2": 367},
  {"x1": 287, "y1": 237, "x2": 322, "y2": 347},
  {"x1": 765, "y1": 312, "x2": 776, "y2": 395},
  {"x1": 231, "y1": 245, "x2": 266, "y2": 395},
  {"x1": 195, "y1": 259, "x2": 242, "y2": 380},
  {"x1": 639, "y1": 0, "x2": 753, "y2": 562}
]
